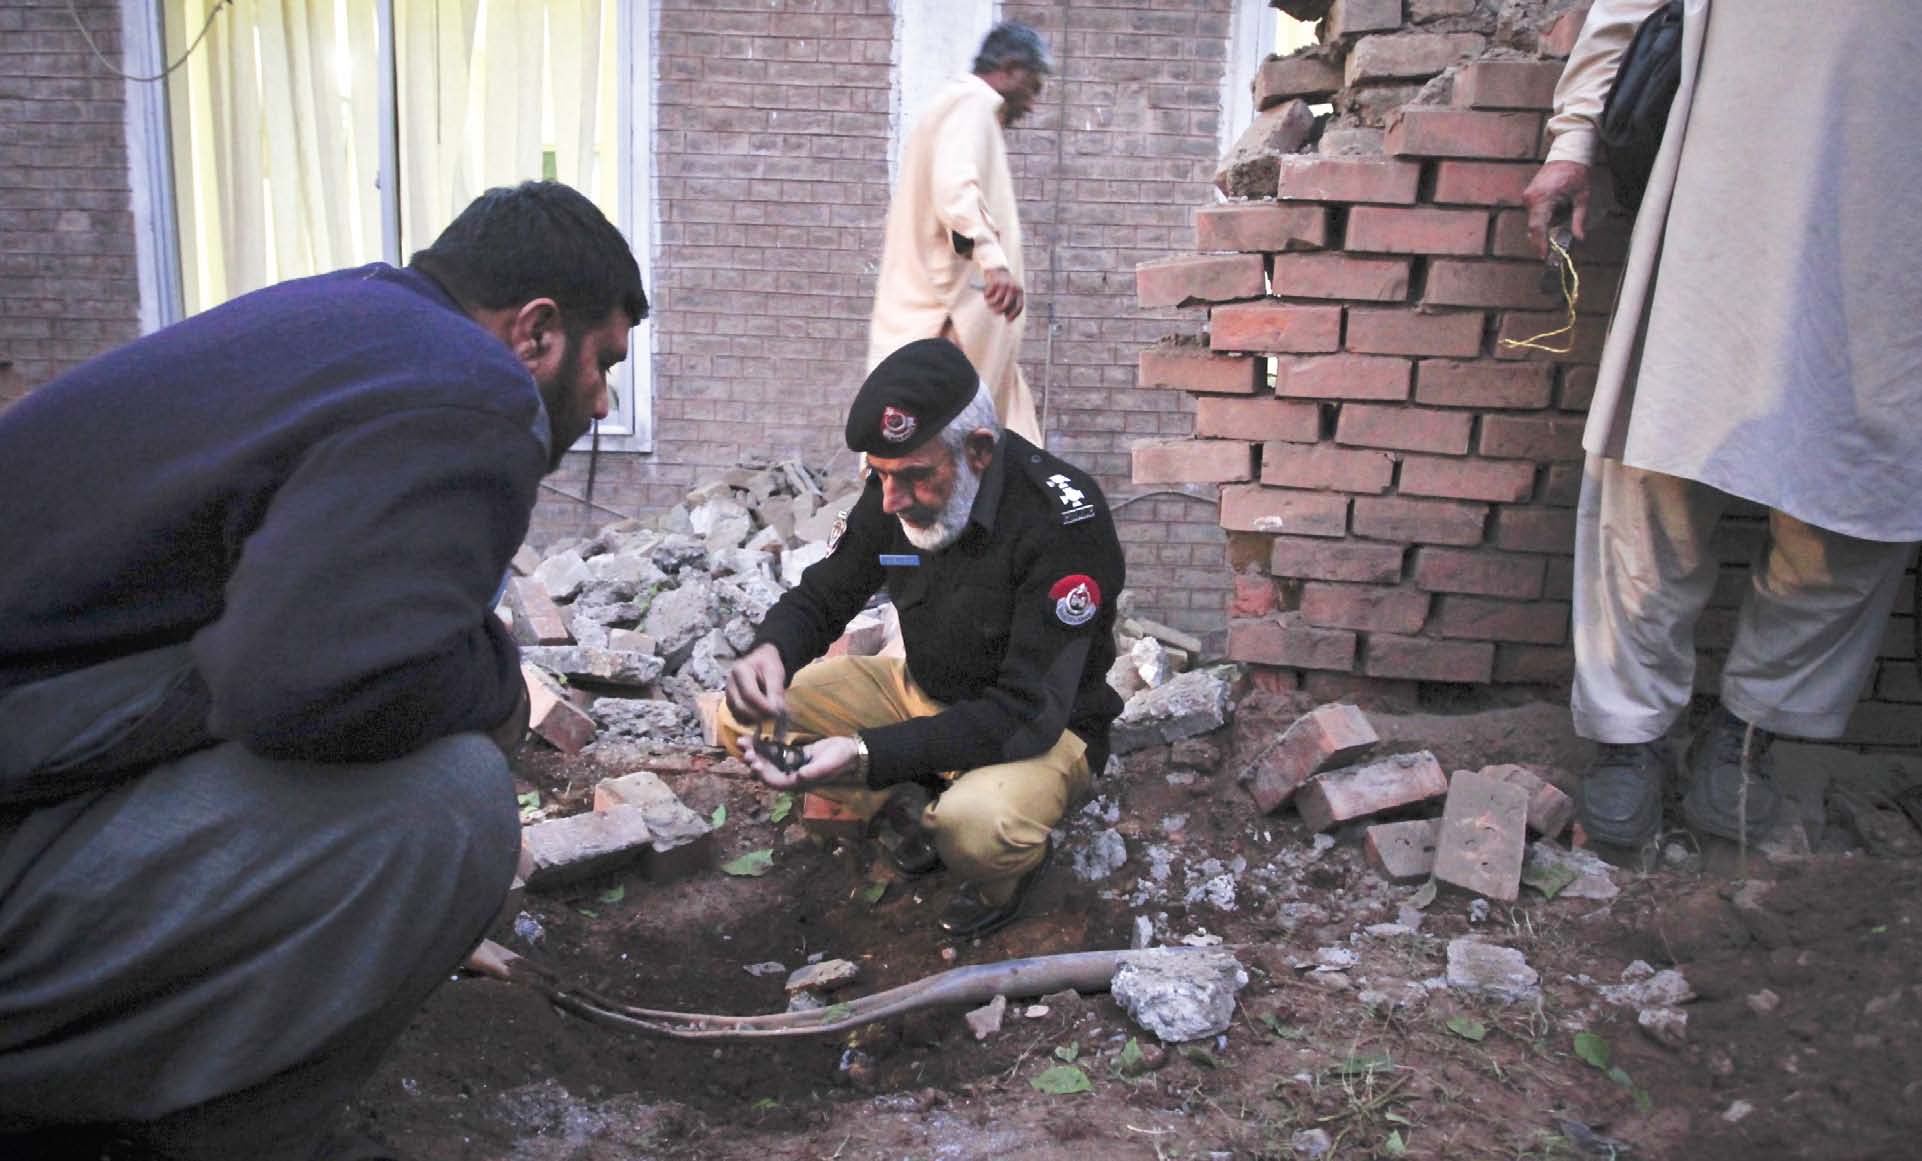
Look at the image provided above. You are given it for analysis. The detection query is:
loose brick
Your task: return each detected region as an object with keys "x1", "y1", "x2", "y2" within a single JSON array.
[
  {"x1": 1231, "y1": 574, "x2": 1280, "y2": 618},
  {"x1": 1228, "y1": 615, "x2": 1358, "y2": 671},
  {"x1": 1413, "y1": 546, "x2": 1546, "y2": 598},
  {"x1": 1246, "y1": 702, "x2": 1382, "y2": 814},
  {"x1": 1352, "y1": 495, "x2": 1488, "y2": 545},
  {"x1": 1541, "y1": 4, "x2": 1592, "y2": 57},
  {"x1": 1478, "y1": 414, "x2": 1586, "y2": 461},
  {"x1": 592, "y1": 770, "x2": 716, "y2": 881},
  {"x1": 1133, "y1": 439, "x2": 1255, "y2": 484},
  {"x1": 1220, "y1": 483, "x2": 1350, "y2": 536},
  {"x1": 1301, "y1": 582, "x2": 1431, "y2": 634},
  {"x1": 1271, "y1": 253, "x2": 1412, "y2": 302},
  {"x1": 1367, "y1": 818, "x2": 1443, "y2": 881},
  {"x1": 1271, "y1": 536, "x2": 1408, "y2": 583},
  {"x1": 1480, "y1": 763, "x2": 1576, "y2": 838},
  {"x1": 1329, "y1": 0, "x2": 1404, "y2": 37},
  {"x1": 1386, "y1": 107, "x2": 1543, "y2": 161},
  {"x1": 1493, "y1": 310, "x2": 1608, "y2": 361},
  {"x1": 800, "y1": 792, "x2": 867, "y2": 841},
  {"x1": 1433, "y1": 595, "x2": 1569, "y2": 643},
  {"x1": 1137, "y1": 253, "x2": 1267, "y2": 309},
  {"x1": 1494, "y1": 506, "x2": 1577, "y2": 552},
  {"x1": 524, "y1": 662, "x2": 596, "y2": 754},
  {"x1": 1275, "y1": 155, "x2": 1421, "y2": 205},
  {"x1": 1432, "y1": 769, "x2": 1529, "y2": 902},
  {"x1": 1297, "y1": 750, "x2": 1450, "y2": 833},
  {"x1": 1196, "y1": 396, "x2": 1322, "y2": 442},
  {"x1": 1195, "y1": 202, "x2": 1330, "y2": 253},
  {"x1": 1414, "y1": 360, "x2": 1553, "y2": 409},
  {"x1": 1255, "y1": 52, "x2": 1345, "y2": 106},
  {"x1": 1494, "y1": 643, "x2": 1575, "y2": 684},
  {"x1": 521, "y1": 805, "x2": 653, "y2": 890},
  {"x1": 1363, "y1": 634, "x2": 1495, "y2": 681},
  {"x1": 1345, "y1": 308, "x2": 1486, "y2": 358},
  {"x1": 1424, "y1": 260, "x2": 1562, "y2": 311},
  {"x1": 1430, "y1": 161, "x2": 1538, "y2": 206},
  {"x1": 1263, "y1": 443, "x2": 1396, "y2": 493},
  {"x1": 507, "y1": 576, "x2": 574, "y2": 646},
  {"x1": 1211, "y1": 302, "x2": 1344, "y2": 353},
  {"x1": 1139, "y1": 343, "x2": 1261, "y2": 394},
  {"x1": 1346, "y1": 33, "x2": 1487, "y2": 85},
  {"x1": 1346, "y1": 206, "x2": 1489, "y2": 256},
  {"x1": 695, "y1": 689, "x2": 725, "y2": 746},
  {"x1": 1452, "y1": 60, "x2": 1565, "y2": 110},
  {"x1": 1272, "y1": 353, "x2": 1412, "y2": 400},
  {"x1": 1336, "y1": 404, "x2": 1473, "y2": 455},
  {"x1": 1398, "y1": 454, "x2": 1536, "y2": 502}
]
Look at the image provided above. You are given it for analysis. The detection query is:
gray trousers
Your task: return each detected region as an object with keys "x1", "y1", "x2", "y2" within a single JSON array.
[{"x1": 0, "y1": 650, "x2": 520, "y2": 1158}]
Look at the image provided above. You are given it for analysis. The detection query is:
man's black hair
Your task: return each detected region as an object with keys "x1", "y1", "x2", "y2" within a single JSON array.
[
  {"x1": 409, "y1": 181, "x2": 648, "y2": 335},
  {"x1": 972, "y1": 21, "x2": 1052, "y2": 75}
]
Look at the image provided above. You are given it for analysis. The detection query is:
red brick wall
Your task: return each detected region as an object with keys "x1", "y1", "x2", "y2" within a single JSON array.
[{"x1": 0, "y1": 0, "x2": 140, "y2": 400}]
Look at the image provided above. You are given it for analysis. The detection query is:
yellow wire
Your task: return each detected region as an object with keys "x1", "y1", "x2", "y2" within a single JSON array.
[{"x1": 1497, "y1": 236, "x2": 1580, "y2": 355}]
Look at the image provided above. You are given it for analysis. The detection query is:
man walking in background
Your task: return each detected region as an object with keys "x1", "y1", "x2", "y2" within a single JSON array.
[{"x1": 868, "y1": 20, "x2": 1052, "y2": 444}]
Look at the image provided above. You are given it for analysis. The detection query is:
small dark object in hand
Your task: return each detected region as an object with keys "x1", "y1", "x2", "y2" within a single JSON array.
[{"x1": 753, "y1": 736, "x2": 810, "y2": 774}]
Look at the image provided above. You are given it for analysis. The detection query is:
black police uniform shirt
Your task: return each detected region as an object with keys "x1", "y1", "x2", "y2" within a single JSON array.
[{"x1": 752, "y1": 432, "x2": 1125, "y2": 789}]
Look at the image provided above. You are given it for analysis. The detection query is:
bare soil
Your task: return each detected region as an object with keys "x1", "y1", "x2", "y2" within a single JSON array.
[{"x1": 344, "y1": 694, "x2": 1922, "y2": 1160}]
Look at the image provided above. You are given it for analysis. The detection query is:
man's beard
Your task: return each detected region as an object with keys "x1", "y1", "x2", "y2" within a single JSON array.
[
  {"x1": 539, "y1": 333, "x2": 589, "y2": 473},
  {"x1": 898, "y1": 453, "x2": 982, "y2": 552}
]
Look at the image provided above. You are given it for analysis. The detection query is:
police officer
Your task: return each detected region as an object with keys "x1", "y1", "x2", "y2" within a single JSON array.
[{"x1": 724, "y1": 338, "x2": 1125, "y2": 938}]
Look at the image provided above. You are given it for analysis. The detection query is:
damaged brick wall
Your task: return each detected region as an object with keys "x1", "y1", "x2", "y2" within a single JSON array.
[
  {"x1": 1133, "y1": 0, "x2": 1919, "y2": 748},
  {"x1": 0, "y1": 0, "x2": 141, "y2": 399}
]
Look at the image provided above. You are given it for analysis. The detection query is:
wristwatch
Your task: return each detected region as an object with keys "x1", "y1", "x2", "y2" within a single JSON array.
[{"x1": 852, "y1": 733, "x2": 871, "y2": 785}]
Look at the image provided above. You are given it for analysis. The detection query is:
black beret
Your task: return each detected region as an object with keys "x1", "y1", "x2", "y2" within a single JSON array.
[{"x1": 846, "y1": 339, "x2": 979, "y2": 457}]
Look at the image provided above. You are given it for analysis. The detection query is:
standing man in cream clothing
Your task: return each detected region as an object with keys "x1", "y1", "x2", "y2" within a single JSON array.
[
  {"x1": 1523, "y1": 1, "x2": 1922, "y2": 849},
  {"x1": 868, "y1": 21, "x2": 1050, "y2": 444}
]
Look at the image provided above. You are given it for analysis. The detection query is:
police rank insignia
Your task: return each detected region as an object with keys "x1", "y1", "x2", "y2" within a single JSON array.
[
  {"x1": 1050, "y1": 574, "x2": 1101, "y2": 627},
  {"x1": 1045, "y1": 473, "x2": 1095, "y2": 524},
  {"x1": 879, "y1": 405, "x2": 917, "y2": 443},
  {"x1": 826, "y1": 510, "x2": 848, "y2": 552}
]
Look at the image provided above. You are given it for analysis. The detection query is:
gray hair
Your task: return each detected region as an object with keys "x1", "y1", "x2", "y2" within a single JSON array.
[
  {"x1": 973, "y1": 21, "x2": 1052, "y2": 75},
  {"x1": 938, "y1": 381, "x2": 1002, "y2": 456}
]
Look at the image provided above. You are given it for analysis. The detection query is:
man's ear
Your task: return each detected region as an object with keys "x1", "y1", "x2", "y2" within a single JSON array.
[
  {"x1": 963, "y1": 428, "x2": 997, "y2": 474},
  {"x1": 508, "y1": 298, "x2": 563, "y2": 372}
]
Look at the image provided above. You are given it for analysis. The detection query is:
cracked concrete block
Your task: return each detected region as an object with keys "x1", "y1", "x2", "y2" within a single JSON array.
[
  {"x1": 1444, "y1": 939, "x2": 1539, "y2": 1003},
  {"x1": 507, "y1": 577, "x2": 573, "y2": 646},
  {"x1": 608, "y1": 628, "x2": 656, "y2": 654},
  {"x1": 521, "y1": 804, "x2": 652, "y2": 889},
  {"x1": 1365, "y1": 818, "x2": 1441, "y2": 882},
  {"x1": 1247, "y1": 703, "x2": 1380, "y2": 814},
  {"x1": 593, "y1": 769, "x2": 716, "y2": 880},
  {"x1": 523, "y1": 662, "x2": 596, "y2": 754},
  {"x1": 643, "y1": 579, "x2": 719, "y2": 666},
  {"x1": 1295, "y1": 750, "x2": 1447, "y2": 832},
  {"x1": 1433, "y1": 769, "x2": 1529, "y2": 903},
  {"x1": 533, "y1": 550, "x2": 592, "y2": 602},
  {"x1": 1111, "y1": 947, "x2": 1249, "y2": 1043},
  {"x1": 1110, "y1": 667, "x2": 1235, "y2": 754},
  {"x1": 592, "y1": 698, "x2": 699, "y2": 745},
  {"x1": 965, "y1": 994, "x2": 1007, "y2": 1041},
  {"x1": 520, "y1": 646, "x2": 664, "y2": 690},
  {"x1": 782, "y1": 541, "x2": 832, "y2": 587},
  {"x1": 786, "y1": 958, "x2": 860, "y2": 994},
  {"x1": 1132, "y1": 637, "x2": 1175, "y2": 688},
  {"x1": 586, "y1": 551, "x2": 668, "y2": 598},
  {"x1": 1481, "y1": 763, "x2": 1575, "y2": 838}
]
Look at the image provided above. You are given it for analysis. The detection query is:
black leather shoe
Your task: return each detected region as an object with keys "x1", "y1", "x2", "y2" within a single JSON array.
[
  {"x1": 939, "y1": 837, "x2": 1052, "y2": 939},
  {"x1": 1577, "y1": 741, "x2": 1666, "y2": 848},
  {"x1": 1682, "y1": 705, "x2": 1778, "y2": 842},
  {"x1": 885, "y1": 828, "x2": 943, "y2": 878}
]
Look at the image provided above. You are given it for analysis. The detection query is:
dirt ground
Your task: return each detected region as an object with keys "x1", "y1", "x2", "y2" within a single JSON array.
[{"x1": 344, "y1": 693, "x2": 1922, "y2": 1160}]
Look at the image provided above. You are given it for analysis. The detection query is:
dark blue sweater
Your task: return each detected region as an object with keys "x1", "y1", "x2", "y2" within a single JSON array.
[{"x1": 0, "y1": 265, "x2": 549, "y2": 762}]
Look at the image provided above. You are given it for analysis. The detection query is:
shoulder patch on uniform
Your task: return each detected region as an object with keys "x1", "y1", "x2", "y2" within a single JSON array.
[
  {"x1": 1043, "y1": 472, "x2": 1096, "y2": 525},
  {"x1": 1049, "y1": 574, "x2": 1101, "y2": 627},
  {"x1": 826, "y1": 510, "x2": 849, "y2": 553}
]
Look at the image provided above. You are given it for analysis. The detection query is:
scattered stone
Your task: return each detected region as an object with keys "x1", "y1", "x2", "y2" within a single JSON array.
[
  {"x1": 1215, "y1": 99, "x2": 1317, "y2": 198},
  {"x1": 1246, "y1": 703, "x2": 1380, "y2": 814},
  {"x1": 1132, "y1": 636, "x2": 1175, "y2": 688},
  {"x1": 592, "y1": 698, "x2": 698, "y2": 745},
  {"x1": 1601, "y1": 968, "x2": 1694, "y2": 1009},
  {"x1": 1467, "y1": 898, "x2": 1490, "y2": 924},
  {"x1": 1111, "y1": 947, "x2": 1249, "y2": 1042},
  {"x1": 1295, "y1": 751, "x2": 1448, "y2": 833},
  {"x1": 511, "y1": 911, "x2": 545, "y2": 947},
  {"x1": 592, "y1": 770, "x2": 715, "y2": 880},
  {"x1": 1110, "y1": 667, "x2": 1235, "y2": 754},
  {"x1": 965, "y1": 995, "x2": 1008, "y2": 1041},
  {"x1": 1523, "y1": 842, "x2": 1619, "y2": 901},
  {"x1": 1723, "y1": 1100, "x2": 1755, "y2": 1124},
  {"x1": 533, "y1": 550, "x2": 593, "y2": 601},
  {"x1": 1638, "y1": 1006, "x2": 1688, "y2": 1048},
  {"x1": 642, "y1": 578, "x2": 719, "y2": 665},
  {"x1": 1746, "y1": 988, "x2": 1781, "y2": 1015},
  {"x1": 1432, "y1": 769, "x2": 1529, "y2": 903},
  {"x1": 1072, "y1": 829, "x2": 1129, "y2": 881},
  {"x1": 787, "y1": 991, "x2": 827, "y2": 1013},
  {"x1": 1365, "y1": 819, "x2": 1441, "y2": 882},
  {"x1": 521, "y1": 645, "x2": 665, "y2": 689},
  {"x1": 506, "y1": 577, "x2": 574, "y2": 645},
  {"x1": 786, "y1": 959, "x2": 860, "y2": 994},
  {"x1": 520, "y1": 806, "x2": 652, "y2": 889},
  {"x1": 1132, "y1": 616, "x2": 1203, "y2": 656},
  {"x1": 1024, "y1": 1004, "x2": 1050, "y2": 1019},
  {"x1": 1170, "y1": 737, "x2": 1222, "y2": 770},
  {"x1": 742, "y1": 961, "x2": 787, "y2": 978},
  {"x1": 1480, "y1": 763, "x2": 1576, "y2": 839},
  {"x1": 1444, "y1": 939, "x2": 1540, "y2": 1003},
  {"x1": 523, "y1": 662, "x2": 597, "y2": 754},
  {"x1": 1291, "y1": 1127, "x2": 1333, "y2": 1158},
  {"x1": 781, "y1": 542, "x2": 832, "y2": 588}
]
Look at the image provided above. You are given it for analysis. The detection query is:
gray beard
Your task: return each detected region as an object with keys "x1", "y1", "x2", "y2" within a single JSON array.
[{"x1": 899, "y1": 455, "x2": 982, "y2": 552}]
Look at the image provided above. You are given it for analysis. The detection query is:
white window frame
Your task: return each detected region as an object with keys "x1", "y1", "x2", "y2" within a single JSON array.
[{"x1": 120, "y1": 0, "x2": 658, "y2": 453}]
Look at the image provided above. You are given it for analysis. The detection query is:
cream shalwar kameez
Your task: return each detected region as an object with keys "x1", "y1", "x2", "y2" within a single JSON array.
[
  {"x1": 1550, "y1": 0, "x2": 1922, "y2": 741},
  {"x1": 868, "y1": 75, "x2": 1041, "y2": 443}
]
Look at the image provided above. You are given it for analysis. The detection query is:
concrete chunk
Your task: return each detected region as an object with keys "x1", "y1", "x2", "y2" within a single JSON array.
[
  {"x1": 521, "y1": 805, "x2": 652, "y2": 889},
  {"x1": 1365, "y1": 818, "x2": 1441, "y2": 881},
  {"x1": 1111, "y1": 947, "x2": 1249, "y2": 1043},
  {"x1": 1247, "y1": 702, "x2": 1380, "y2": 814},
  {"x1": 523, "y1": 663, "x2": 596, "y2": 754},
  {"x1": 507, "y1": 577, "x2": 574, "y2": 646},
  {"x1": 1111, "y1": 666, "x2": 1235, "y2": 754},
  {"x1": 1481, "y1": 763, "x2": 1575, "y2": 838},
  {"x1": 510, "y1": 544, "x2": 543, "y2": 577},
  {"x1": 593, "y1": 770, "x2": 716, "y2": 880},
  {"x1": 786, "y1": 958, "x2": 861, "y2": 995},
  {"x1": 1444, "y1": 938, "x2": 1539, "y2": 1003},
  {"x1": 520, "y1": 645, "x2": 665, "y2": 689},
  {"x1": 533, "y1": 550, "x2": 593, "y2": 602},
  {"x1": 1295, "y1": 750, "x2": 1447, "y2": 832},
  {"x1": 965, "y1": 994, "x2": 1008, "y2": 1041},
  {"x1": 1432, "y1": 769, "x2": 1529, "y2": 902}
]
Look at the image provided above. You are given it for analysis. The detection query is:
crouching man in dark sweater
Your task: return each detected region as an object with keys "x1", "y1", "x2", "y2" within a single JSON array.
[
  {"x1": 0, "y1": 182, "x2": 646, "y2": 1159},
  {"x1": 722, "y1": 339, "x2": 1125, "y2": 940}
]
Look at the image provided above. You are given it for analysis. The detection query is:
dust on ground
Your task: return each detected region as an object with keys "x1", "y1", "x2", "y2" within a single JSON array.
[{"x1": 345, "y1": 693, "x2": 1922, "y2": 1160}]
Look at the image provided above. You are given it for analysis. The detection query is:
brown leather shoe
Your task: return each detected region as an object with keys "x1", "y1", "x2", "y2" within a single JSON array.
[{"x1": 939, "y1": 837, "x2": 1052, "y2": 939}]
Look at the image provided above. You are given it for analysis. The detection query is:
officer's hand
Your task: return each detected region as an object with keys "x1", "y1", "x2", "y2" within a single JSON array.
[
  {"x1": 724, "y1": 643, "x2": 787, "y2": 725},
  {"x1": 982, "y1": 267, "x2": 1025, "y2": 321},
  {"x1": 1521, "y1": 160, "x2": 1591, "y2": 257},
  {"x1": 745, "y1": 735, "x2": 859, "y2": 790}
]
